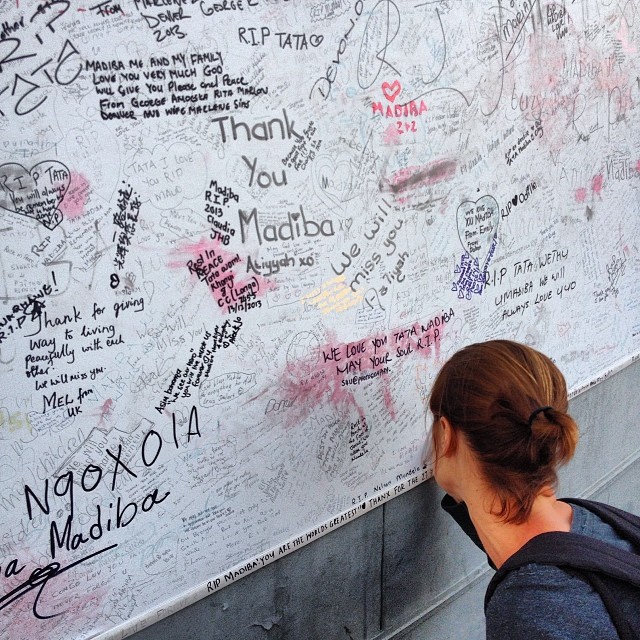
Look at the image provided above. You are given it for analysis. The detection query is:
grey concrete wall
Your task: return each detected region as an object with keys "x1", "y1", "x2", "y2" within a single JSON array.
[{"x1": 130, "y1": 360, "x2": 640, "y2": 640}]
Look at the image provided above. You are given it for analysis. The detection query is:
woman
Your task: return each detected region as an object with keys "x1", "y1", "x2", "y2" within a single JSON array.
[{"x1": 429, "y1": 340, "x2": 640, "y2": 640}]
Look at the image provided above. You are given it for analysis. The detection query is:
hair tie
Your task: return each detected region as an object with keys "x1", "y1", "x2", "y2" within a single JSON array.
[{"x1": 528, "y1": 406, "x2": 552, "y2": 427}]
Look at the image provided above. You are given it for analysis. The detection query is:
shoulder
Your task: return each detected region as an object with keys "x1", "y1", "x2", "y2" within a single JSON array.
[{"x1": 486, "y1": 563, "x2": 619, "y2": 640}]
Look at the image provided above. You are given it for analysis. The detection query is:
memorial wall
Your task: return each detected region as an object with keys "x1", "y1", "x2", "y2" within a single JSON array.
[{"x1": 0, "y1": 0, "x2": 639, "y2": 638}]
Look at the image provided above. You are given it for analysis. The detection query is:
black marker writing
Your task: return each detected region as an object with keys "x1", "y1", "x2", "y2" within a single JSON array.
[{"x1": 0, "y1": 544, "x2": 117, "y2": 620}]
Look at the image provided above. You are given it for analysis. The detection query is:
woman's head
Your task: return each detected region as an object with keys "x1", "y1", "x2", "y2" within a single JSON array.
[{"x1": 429, "y1": 340, "x2": 579, "y2": 524}]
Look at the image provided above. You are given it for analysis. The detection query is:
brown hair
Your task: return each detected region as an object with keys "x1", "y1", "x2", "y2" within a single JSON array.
[{"x1": 429, "y1": 340, "x2": 578, "y2": 524}]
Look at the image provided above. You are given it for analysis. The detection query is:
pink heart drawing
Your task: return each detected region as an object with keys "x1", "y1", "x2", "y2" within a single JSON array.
[
  {"x1": 0, "y1": 161, "x2": 70, "y2": 230},
  {"x1": 381, "y1": 80, "x2": 402, "y2": 102}
]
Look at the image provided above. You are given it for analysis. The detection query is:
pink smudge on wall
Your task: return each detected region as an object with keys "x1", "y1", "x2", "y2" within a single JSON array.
[
  {"x1": 575, "y1": 173, "x2": 604, "y2": 203},
  {"x1": 527, "y1": 32, "x2": 567, "y2": 95},
  {"x1": 5, "y1": 598, "x2": 62, "y2": 640},
  {"x1": 172, "y1": 237, "x2": 275, "y2": 313},
  {"x1": 1, "y1": 547, "x2": 46, "y2": 639},
  {"x1": 617, "y1": 19, "x2": 637, "y2": 55},
  {"x1": 274, "y1": 317, "x2": 447, "y2": 429},
  {"x1": 382, "y1": 122, "x2": 401, "y2": 146},
  {"x1": 514, "y1": 27, "x2": 573, "y2": 156},
  {"x1": 0, "y1": 539, "x2": 110, "y2": 639},
  {"x1": 97, "y1": 398, "x2": 114, "y2": 428},
  {"x1": 275, "y1": 327, "x2": 367, "y2": 427},
  {"x1": 382, "y1": 381, "x2": 396, "y2": 419},
  {"x1": 59, "y1": 172, "x2": 90, "y2": 219},
  {"x1": 592, "y1": 174, "x2": 603, "y2": 195},
  {"x1": 167, "y1": 236, "x2": 211, "y2": 271}
]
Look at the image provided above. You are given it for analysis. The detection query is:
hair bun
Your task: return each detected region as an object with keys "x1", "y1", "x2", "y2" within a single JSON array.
[
  {"x1": 528, "y1": 406, "x2": 552, "y2": 428},
  {"x1": 528, "y1": 406, "x2": 578, "y2": 465}
]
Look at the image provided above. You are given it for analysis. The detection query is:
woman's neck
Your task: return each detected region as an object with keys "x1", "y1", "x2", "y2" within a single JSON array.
[{"x1": 464, "y1": 490, "x2": 574, "y2": 568}]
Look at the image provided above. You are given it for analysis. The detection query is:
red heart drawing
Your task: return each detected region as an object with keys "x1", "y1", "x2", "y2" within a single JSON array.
[
  {"x1": 0, "y1": 161, "x2": 70, "y2": 230},
  {"x1": 381, "y1": 80, "x2": 402, "y2": 102}
]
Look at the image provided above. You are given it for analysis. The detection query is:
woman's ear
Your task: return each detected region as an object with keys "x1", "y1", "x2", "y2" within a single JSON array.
[{"x1": 439, "y1": 416, "x2": 457, "y2": 457}]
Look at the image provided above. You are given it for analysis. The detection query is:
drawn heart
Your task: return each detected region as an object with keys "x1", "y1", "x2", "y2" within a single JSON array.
[
  {"x1": 291, "y1": 211, "x2": 300, "y2": 221},
  {"x1": 309, "y1": 34, "x2": 324, "y2": 47},
  {"x1": 512, "y1": 195, "x2": 518, "y2": 206},
  {"x1": 456, "y1": 194, "x2": 500, "y2": 267},
  {"x1": 313, "y1": 153, "x2": 355, "y2": 213},
  {"x1": 143, "y1": 281, "x2": 155, "y2": 303},
  {"x1": 381, "y1": 80, "x2": 402, "y2": 102},
  {"x1": 0, "y1": 161, "x2": 70, "y2": 230}
]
